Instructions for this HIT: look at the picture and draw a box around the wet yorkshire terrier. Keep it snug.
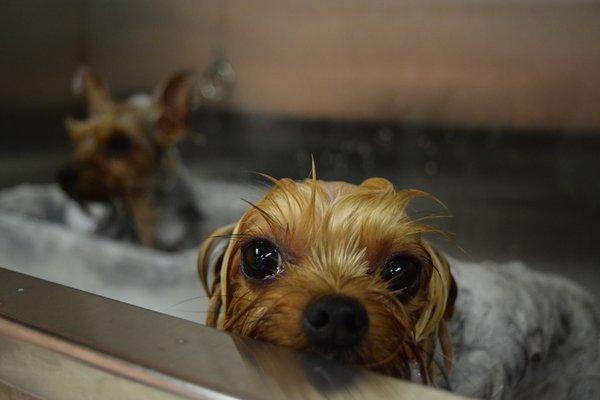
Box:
[57,67,202,251]
[198,167,456,384]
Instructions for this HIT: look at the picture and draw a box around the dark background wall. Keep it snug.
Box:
[0,1,85,110]
[2,0,600,129]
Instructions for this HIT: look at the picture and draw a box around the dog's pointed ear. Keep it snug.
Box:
[154,70,197,145]
[359,177,395,192]
[197,223,235,295]
[419,241,457,373]
[197,224,236,326]
[72,66,111,115]
[415,241,456,340]
[427,242,457,321]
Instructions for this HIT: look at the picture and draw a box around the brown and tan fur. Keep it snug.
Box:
[58,67,201,250]
[198,167,456,383]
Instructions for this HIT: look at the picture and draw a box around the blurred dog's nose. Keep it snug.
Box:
[303,295,368,349]
[57,165,78,190]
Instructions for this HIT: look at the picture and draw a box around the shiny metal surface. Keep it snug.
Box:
[0,381,41,400]
[0,267,467,400]
[0,325,187,400]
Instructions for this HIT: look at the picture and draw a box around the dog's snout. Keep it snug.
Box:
[57,165,79,190]
[303,295,368,349]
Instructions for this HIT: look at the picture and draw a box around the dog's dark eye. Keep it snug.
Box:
[105,132,133,155]
[241,239,282,281]
[381,254,421,299]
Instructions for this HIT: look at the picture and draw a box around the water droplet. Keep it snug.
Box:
[378,128,393,143]
[199,55,235,102]
[425,161,438,176]
[357,142,372,157]
[16,288,24,293]
[177,338,188,345]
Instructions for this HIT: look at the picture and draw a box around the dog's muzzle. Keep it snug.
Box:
[303,295,369,350]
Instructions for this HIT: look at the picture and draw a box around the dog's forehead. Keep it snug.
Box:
[103,100,156,131]
[70,102,156,141]
[242,179,355,225]
[240,178,418,256]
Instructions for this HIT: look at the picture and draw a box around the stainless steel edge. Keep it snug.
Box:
[0,267,468,399]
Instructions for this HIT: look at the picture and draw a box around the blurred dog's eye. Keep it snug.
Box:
[241,239,282,281]
[105,132,133,155]
[381,254,421,299]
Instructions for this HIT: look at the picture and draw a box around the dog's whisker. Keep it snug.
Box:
[240,198,284,233]
[208,233,251,240]
[166,293,256,310]
[166,295,211,309]
[172,310,209,314]
[224,296,263,331]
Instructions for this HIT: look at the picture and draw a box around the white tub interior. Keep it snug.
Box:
[0,180,261,323]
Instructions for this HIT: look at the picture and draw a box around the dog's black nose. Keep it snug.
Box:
[303,295,368,349]
[57,165,78,190]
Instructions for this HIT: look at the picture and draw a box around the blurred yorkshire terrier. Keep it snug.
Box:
[198,166,456,383]
[57,67,202,251]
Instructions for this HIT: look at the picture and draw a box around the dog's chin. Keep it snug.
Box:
[300,342,413,378]
[307,345,361,364]
[60,178,116,205]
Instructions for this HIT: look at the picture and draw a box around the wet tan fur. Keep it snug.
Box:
[198,168,454,382]
[62,67,193,247]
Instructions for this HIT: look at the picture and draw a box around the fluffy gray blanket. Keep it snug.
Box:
[448,258,600,399]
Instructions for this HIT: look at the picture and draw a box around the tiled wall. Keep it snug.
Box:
[2,0,600,130]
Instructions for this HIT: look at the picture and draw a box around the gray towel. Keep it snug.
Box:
[447,259,600,399]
